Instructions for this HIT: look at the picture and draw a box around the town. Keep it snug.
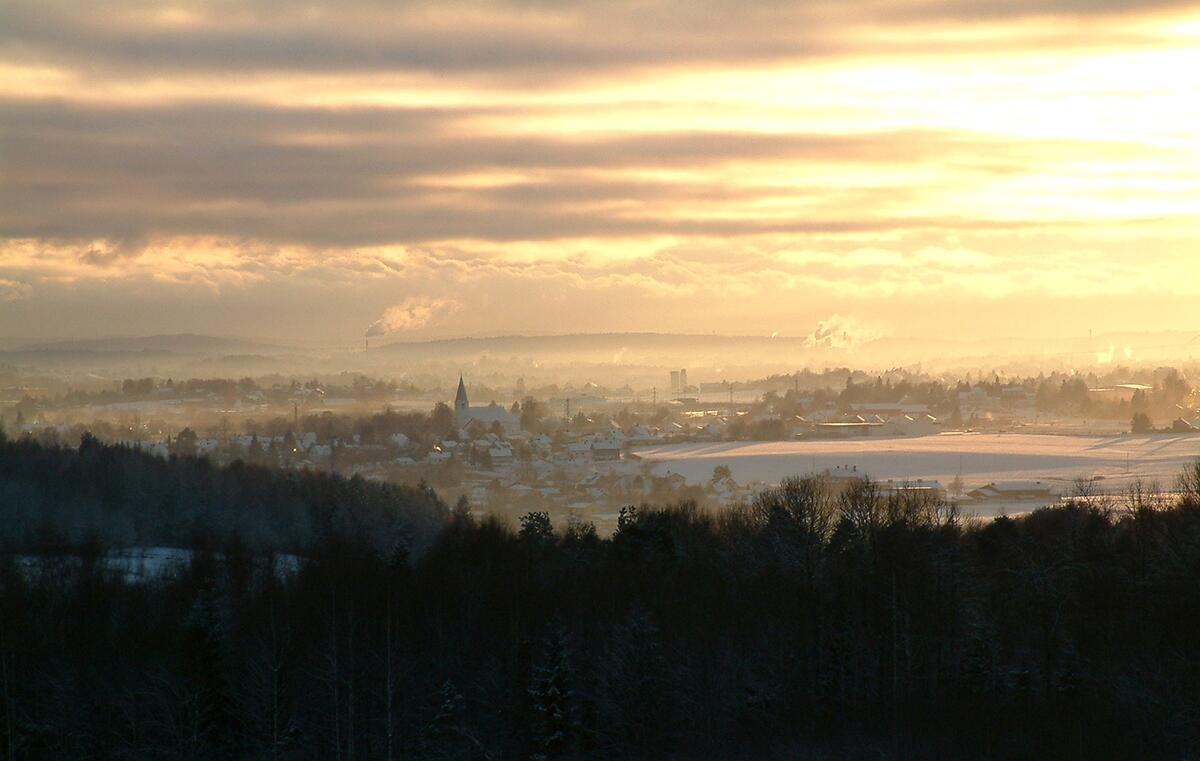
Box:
[7,363,1199,532]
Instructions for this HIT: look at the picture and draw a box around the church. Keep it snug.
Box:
[455,375,520,433]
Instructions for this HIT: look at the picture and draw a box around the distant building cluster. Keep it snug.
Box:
[670,368,689,395]
[797,402,942,439]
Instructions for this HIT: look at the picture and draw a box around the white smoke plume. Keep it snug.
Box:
[1096,345,1135,364]
[803,314,881,350]
[366,297,461,337]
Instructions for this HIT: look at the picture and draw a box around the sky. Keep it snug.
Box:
[1,0,1198,348]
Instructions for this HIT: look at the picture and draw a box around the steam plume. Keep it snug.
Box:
[366,297,461,337]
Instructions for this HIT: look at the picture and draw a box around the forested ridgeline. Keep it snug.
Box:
[4,438,1200,759]
[0,434,448,555]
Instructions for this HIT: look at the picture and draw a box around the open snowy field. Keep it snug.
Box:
[635,433,1200,496]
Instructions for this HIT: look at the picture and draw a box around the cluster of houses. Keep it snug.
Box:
[86,377,1022,502]
[820,464,1061,508]
[43,373,1196,532]
[90,378,756,526]
[797,403,943,439]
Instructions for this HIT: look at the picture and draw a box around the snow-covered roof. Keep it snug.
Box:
[461,405,518,425]
[979,480,1053,492]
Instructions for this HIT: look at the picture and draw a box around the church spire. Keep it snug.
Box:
[455,374,469,408]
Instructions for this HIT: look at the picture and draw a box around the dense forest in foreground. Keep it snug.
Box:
[3,437,1200,759]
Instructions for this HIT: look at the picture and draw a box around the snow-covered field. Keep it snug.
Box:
[635,432,1200,495]
[17,547,302,584]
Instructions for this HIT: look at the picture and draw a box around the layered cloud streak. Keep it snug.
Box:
[1,0,1198,342]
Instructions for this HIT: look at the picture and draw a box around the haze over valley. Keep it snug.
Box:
[3,0,1200,758]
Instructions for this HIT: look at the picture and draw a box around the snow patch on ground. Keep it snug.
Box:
[635,432,1200,517]
[16,547,303,584]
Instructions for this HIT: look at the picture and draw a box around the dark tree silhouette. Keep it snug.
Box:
[4,436,1200,759]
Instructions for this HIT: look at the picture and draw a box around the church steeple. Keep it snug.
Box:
[455,374,469,414]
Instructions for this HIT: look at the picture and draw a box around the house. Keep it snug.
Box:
[590,432,624,461]
[805,408,841,423]
[1088,383,1153,404]
[967,481,1058,501]
[880,479,947,499]
[879,414,941,437]
[625,425,659,445]
[566,441,593,459]
[905,414,941,436]
[663,472,688,488]
[850,403,933,419]
[470,434,514,467]
[811,420,881,438]
[821,464,867,486]
[488,444,514,466]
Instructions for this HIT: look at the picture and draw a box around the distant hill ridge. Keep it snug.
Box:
[374,332,834,354]
[18,333,289,355]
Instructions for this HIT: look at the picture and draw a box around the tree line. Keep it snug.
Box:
[0,433,447,555]
[3,434,1200,758]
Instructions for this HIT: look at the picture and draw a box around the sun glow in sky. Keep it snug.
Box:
[1,0,1198,345]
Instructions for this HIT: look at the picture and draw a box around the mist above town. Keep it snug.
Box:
[3,327,1199,390]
